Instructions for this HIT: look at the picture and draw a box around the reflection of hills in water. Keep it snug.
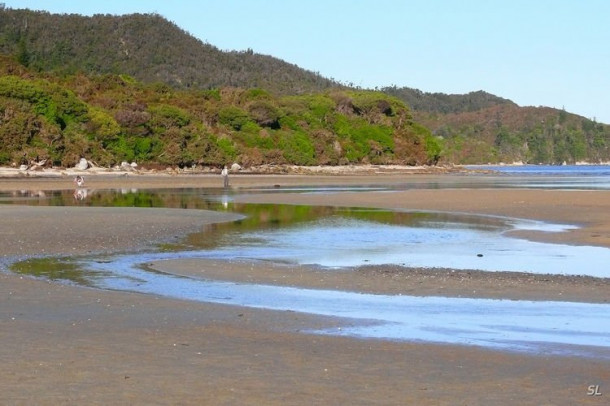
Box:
[6,186,610,357]
[190,213,608,277]
[2,187,609,276]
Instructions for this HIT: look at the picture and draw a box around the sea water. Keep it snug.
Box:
[3,169,610,356]
[32,250,608,358]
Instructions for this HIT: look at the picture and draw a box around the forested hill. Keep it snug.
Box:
[0,8,335,94]
[1,7,609,165]
[0,53,442,168]
[381,88,516,114]
[381,87,610,164]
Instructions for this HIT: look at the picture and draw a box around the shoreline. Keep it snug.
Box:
[2,173,609,405]
[2,173,610,303]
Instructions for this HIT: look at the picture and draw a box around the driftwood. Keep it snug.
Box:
[19,159,48,171]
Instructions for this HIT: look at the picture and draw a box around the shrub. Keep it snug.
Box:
[86,107,121,142]
[148,104,191,129]
[218,106,251,130]
[216,136,237,161]
[280,131,315,165]
[247,100,281,128]
[0,75,88,129]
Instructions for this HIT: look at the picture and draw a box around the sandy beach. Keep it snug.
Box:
[1,171,609,405]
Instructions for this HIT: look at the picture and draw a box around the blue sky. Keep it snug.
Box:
[5,0,610,123]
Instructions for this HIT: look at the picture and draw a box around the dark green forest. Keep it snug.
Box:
[1,7,609,166]
[381,88,516,114]
[385,87,610,164]
[0,8,334,94]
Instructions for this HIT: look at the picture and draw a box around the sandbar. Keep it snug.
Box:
[1,172,609,405]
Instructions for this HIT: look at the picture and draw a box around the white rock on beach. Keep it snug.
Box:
[119,161,138,171]
[75,158,89,170]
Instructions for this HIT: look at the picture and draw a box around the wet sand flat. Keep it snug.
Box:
[1,173,609,405]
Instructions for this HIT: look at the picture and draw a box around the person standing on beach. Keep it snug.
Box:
[74,175,85,187]
[221,165,229,188]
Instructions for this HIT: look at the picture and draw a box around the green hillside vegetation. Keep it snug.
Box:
[1,7,609,165]
[0,55,441,168]
[382,87,517,114]
[412,104,610,164]
[0,8,334,94]
[384,87,610,164]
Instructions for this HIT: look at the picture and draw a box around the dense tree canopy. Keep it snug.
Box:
[0,56,440,167]
[0,9,335,95]
[1,7,608,165]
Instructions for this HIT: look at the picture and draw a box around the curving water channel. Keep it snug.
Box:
[4,185,610,358]
[23,249,604,359]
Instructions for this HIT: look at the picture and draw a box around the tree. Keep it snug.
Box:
[16,36,29,67]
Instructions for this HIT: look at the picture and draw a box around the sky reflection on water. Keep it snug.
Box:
[66,251,610,359]
[19,209,607,358]
[4,169,610,357]
[185,214,608,277]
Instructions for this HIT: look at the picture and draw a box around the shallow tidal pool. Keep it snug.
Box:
[5,187,610,357]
